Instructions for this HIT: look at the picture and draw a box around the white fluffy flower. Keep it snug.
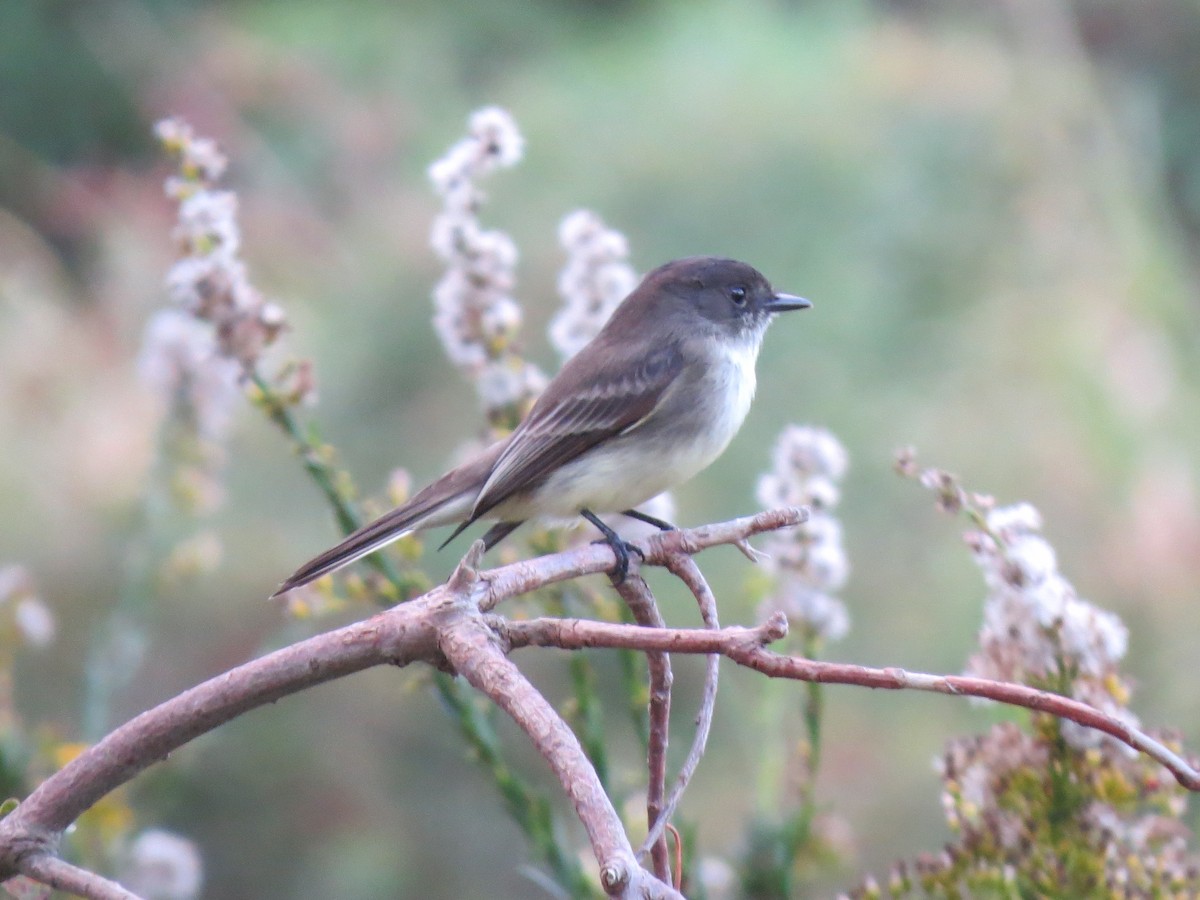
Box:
[966,497,1132,690]
[0,566,55,648]
[119,830,203,900]
[758,426,851,642]
[986,502,1042,539]
[137,309,241,441]
[426,107,545,416]
[550,209,637,360]
[14,598,55,648]
[771,425,849,482]
[175,190,240,258]
[475,359,546,412]
[468,106,525,168]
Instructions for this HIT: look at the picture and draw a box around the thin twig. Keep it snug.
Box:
[635,554,721,862]
[20,855,140,900]
[612,574,673,881]
[501,613,1200,792]
[478,507,806,611]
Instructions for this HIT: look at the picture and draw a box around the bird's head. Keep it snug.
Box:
[630,256,810,342]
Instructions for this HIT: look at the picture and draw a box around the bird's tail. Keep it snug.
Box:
[271,439,507,598]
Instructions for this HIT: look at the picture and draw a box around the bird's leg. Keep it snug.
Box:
[480,521,523,550]
[581,509,644,584]
[621,508,676,531]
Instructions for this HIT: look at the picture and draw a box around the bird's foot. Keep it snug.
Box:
[581,509,644,584]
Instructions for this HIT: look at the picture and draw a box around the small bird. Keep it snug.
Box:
[272,256,809,597]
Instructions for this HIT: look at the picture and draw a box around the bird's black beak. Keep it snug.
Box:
[764,292,811,312]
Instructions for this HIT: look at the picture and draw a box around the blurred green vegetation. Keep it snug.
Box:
[2,0,1200,897]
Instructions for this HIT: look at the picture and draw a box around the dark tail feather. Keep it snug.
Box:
[270,437,510,599]
[270,499,447,598]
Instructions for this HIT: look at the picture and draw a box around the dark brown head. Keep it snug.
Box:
[610,256,810,342]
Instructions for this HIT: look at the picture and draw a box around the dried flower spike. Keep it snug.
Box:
[427,107,545,428]
[757,425,851,642]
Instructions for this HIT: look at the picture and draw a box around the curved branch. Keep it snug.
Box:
[637,554,721,861]
[501,613,1200,792]
[439,612,683,899]
[20,855,139,900]
[1,512,799,896]
[0,588,450,872]
[611,574,673,881]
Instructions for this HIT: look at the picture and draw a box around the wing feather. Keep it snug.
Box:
[469,341,684,521]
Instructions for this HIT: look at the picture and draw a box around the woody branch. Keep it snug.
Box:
[4,504,1199,900]
[0,510,796,899]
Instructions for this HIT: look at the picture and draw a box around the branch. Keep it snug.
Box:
[0,588,449,864]
[2,513,796,895]
[611,574,673,881]
[477,507,805,611]
[639,554,721,861]
[501,613,1200,791]
[439,614,678,898]
[8,504,1196,900]
[19,855,139,900]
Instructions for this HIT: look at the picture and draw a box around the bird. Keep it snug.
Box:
[272,256,809,597]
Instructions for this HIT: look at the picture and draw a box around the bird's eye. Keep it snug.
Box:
[730,286,748,307]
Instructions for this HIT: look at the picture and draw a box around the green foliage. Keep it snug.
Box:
[435,673,598,898]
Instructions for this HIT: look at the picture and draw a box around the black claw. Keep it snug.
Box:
[581,509,643,584]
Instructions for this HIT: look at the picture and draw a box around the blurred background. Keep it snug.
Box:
[2,0,1200,896]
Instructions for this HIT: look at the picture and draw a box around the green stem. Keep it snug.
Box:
[82,416,186,740]
[249,370,404,592]
[435,673,595,897]
[569,653,609,792]
[786,628,824,858]
[258,370,589,895]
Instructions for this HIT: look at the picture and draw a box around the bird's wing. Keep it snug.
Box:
[469,340,685,521]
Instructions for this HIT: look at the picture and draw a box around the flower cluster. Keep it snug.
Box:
[147,120,314,521]
[898,448,1133,746]
[155,117,288,371]
[138,310,241,447]
[913,718,1197,896]
[756,425,850,643]
[965,500,1133,748]
[878,450,1200,897]
[428,107,545,430]
[548,209,638,360]
[118,829,203,900]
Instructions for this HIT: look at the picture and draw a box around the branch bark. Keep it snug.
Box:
[19,856,140,900]
[501,613,1200,791]
[7,505,1198,900]
[1,510,796,897]
[612,573,673,882]
[637,553,720,864]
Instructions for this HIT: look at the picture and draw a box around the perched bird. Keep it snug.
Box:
[272,256,809,596]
